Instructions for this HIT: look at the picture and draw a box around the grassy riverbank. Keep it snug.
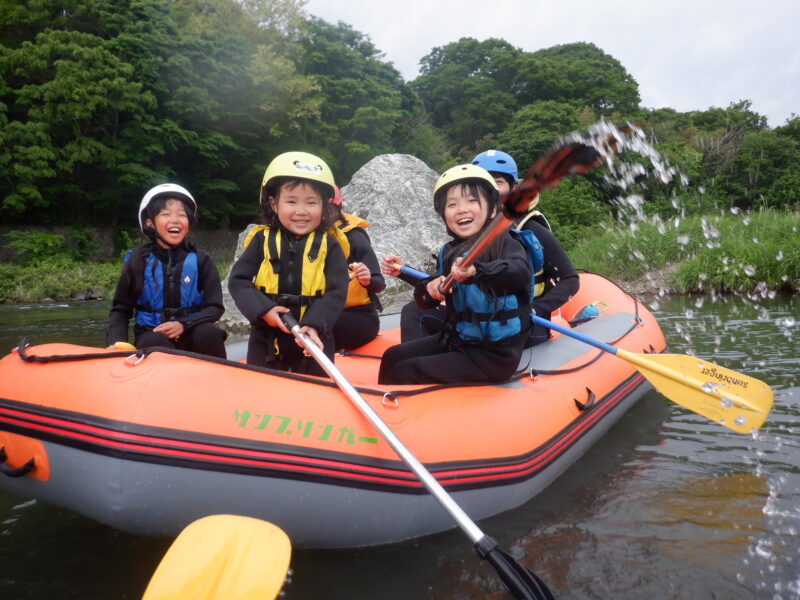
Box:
[568,210,800,295]
[0,259,232,303]
[1,211,797,303]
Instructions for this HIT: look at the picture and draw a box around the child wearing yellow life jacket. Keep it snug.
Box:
[228,152,348,375]
[329,186,386,350]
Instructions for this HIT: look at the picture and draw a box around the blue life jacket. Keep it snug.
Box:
[125,249,204,327]
[438,229,543,343]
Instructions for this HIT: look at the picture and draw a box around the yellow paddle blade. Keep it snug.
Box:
[142,515,292,600]
[617,349,774,434]
[114,341,137,351]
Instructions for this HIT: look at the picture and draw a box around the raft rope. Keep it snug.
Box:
[13,275,648,401]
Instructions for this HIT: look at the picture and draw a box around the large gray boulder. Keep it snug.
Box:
[219,153,446,334]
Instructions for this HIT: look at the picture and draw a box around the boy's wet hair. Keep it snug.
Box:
[260,177,336,231]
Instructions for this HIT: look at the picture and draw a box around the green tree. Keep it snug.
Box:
[0,0,316,227]
[413,38,524,151]
[496,101,581,168]
[723,130,800,208]
[518,43,640,115]
[297,18,420,180]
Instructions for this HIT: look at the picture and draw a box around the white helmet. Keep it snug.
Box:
[138,183,197,232]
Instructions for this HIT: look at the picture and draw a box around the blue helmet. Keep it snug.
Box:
[471,150,518,183]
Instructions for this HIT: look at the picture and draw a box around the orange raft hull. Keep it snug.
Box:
[0,274,665,548]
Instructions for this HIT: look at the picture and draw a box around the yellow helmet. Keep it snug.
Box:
[433,164,498,212]
[260,151,335,200]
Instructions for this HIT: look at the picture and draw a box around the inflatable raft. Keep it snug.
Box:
[0,273,665,548]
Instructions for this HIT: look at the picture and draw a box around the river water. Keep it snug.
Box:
[0,294,797,599]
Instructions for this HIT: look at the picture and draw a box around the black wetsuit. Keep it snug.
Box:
[379,231,531,385]
[106,242,227,358]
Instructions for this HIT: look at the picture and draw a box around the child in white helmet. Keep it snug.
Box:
[228,152,348,375]
[106,184,227,357]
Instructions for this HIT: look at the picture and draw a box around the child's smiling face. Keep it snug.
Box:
[443,184,492,239]
[270,181,323,236]
[146,199,190,248]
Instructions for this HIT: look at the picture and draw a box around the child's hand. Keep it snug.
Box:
[349,262,371,286]
[381,254,403,277]
[297,325,323,354]
[263,306,291,333]
[153,321,185,339]
[450,257,476,283]
[427,276,447,301]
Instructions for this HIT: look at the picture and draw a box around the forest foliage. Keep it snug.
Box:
[1,0,798,234]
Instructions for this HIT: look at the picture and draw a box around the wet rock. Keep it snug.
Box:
[219,153,446,333]
[68,288,105,301]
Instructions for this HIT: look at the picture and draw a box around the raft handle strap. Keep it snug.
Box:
[15,337,148,364]
[381,392,399,408]
[0,447,36,478]
[573,387,597,411]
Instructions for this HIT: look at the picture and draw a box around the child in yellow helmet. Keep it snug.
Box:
[228,152,348,375]
[378,164,533,385]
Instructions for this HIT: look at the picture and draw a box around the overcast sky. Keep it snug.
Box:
[303,0,798,128]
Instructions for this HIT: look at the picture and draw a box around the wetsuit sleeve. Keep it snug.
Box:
[412,276,442,309]
[301,234,348,335]
[398,271,424,286]
[179,250,225,330]
[526,221,580,316]
[346,228,386,294]
[470,234,531,290]
[106,264,135,345]
[227,230,278,324]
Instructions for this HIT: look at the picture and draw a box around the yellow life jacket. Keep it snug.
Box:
[516,210,550,299]
[336,213,373,309]
[243,225,329,319]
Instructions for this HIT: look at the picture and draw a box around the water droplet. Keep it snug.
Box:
[720,397,733,408]
[743,265,756,276]
[775,250,784,261]
[751,237,759,244]
[701,382,717,394]
[743,216,751,225]
[730,207,741,215]
[734,415,746,426]
[677,234,690,245]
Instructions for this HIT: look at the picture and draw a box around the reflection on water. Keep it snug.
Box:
[0,294,798,599]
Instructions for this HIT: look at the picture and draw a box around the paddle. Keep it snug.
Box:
[392,266,774,434]
[530,314,773,434]
[280,313,555,600]
[439,123,631,295]
[142,514,292,600]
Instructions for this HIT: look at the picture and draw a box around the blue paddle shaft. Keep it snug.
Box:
[532,313,619,356]
[399,265,429,280]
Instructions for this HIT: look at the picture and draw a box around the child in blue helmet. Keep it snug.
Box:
[378,165,532,385]
[106,184,227,357]
[472,149,579,346]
